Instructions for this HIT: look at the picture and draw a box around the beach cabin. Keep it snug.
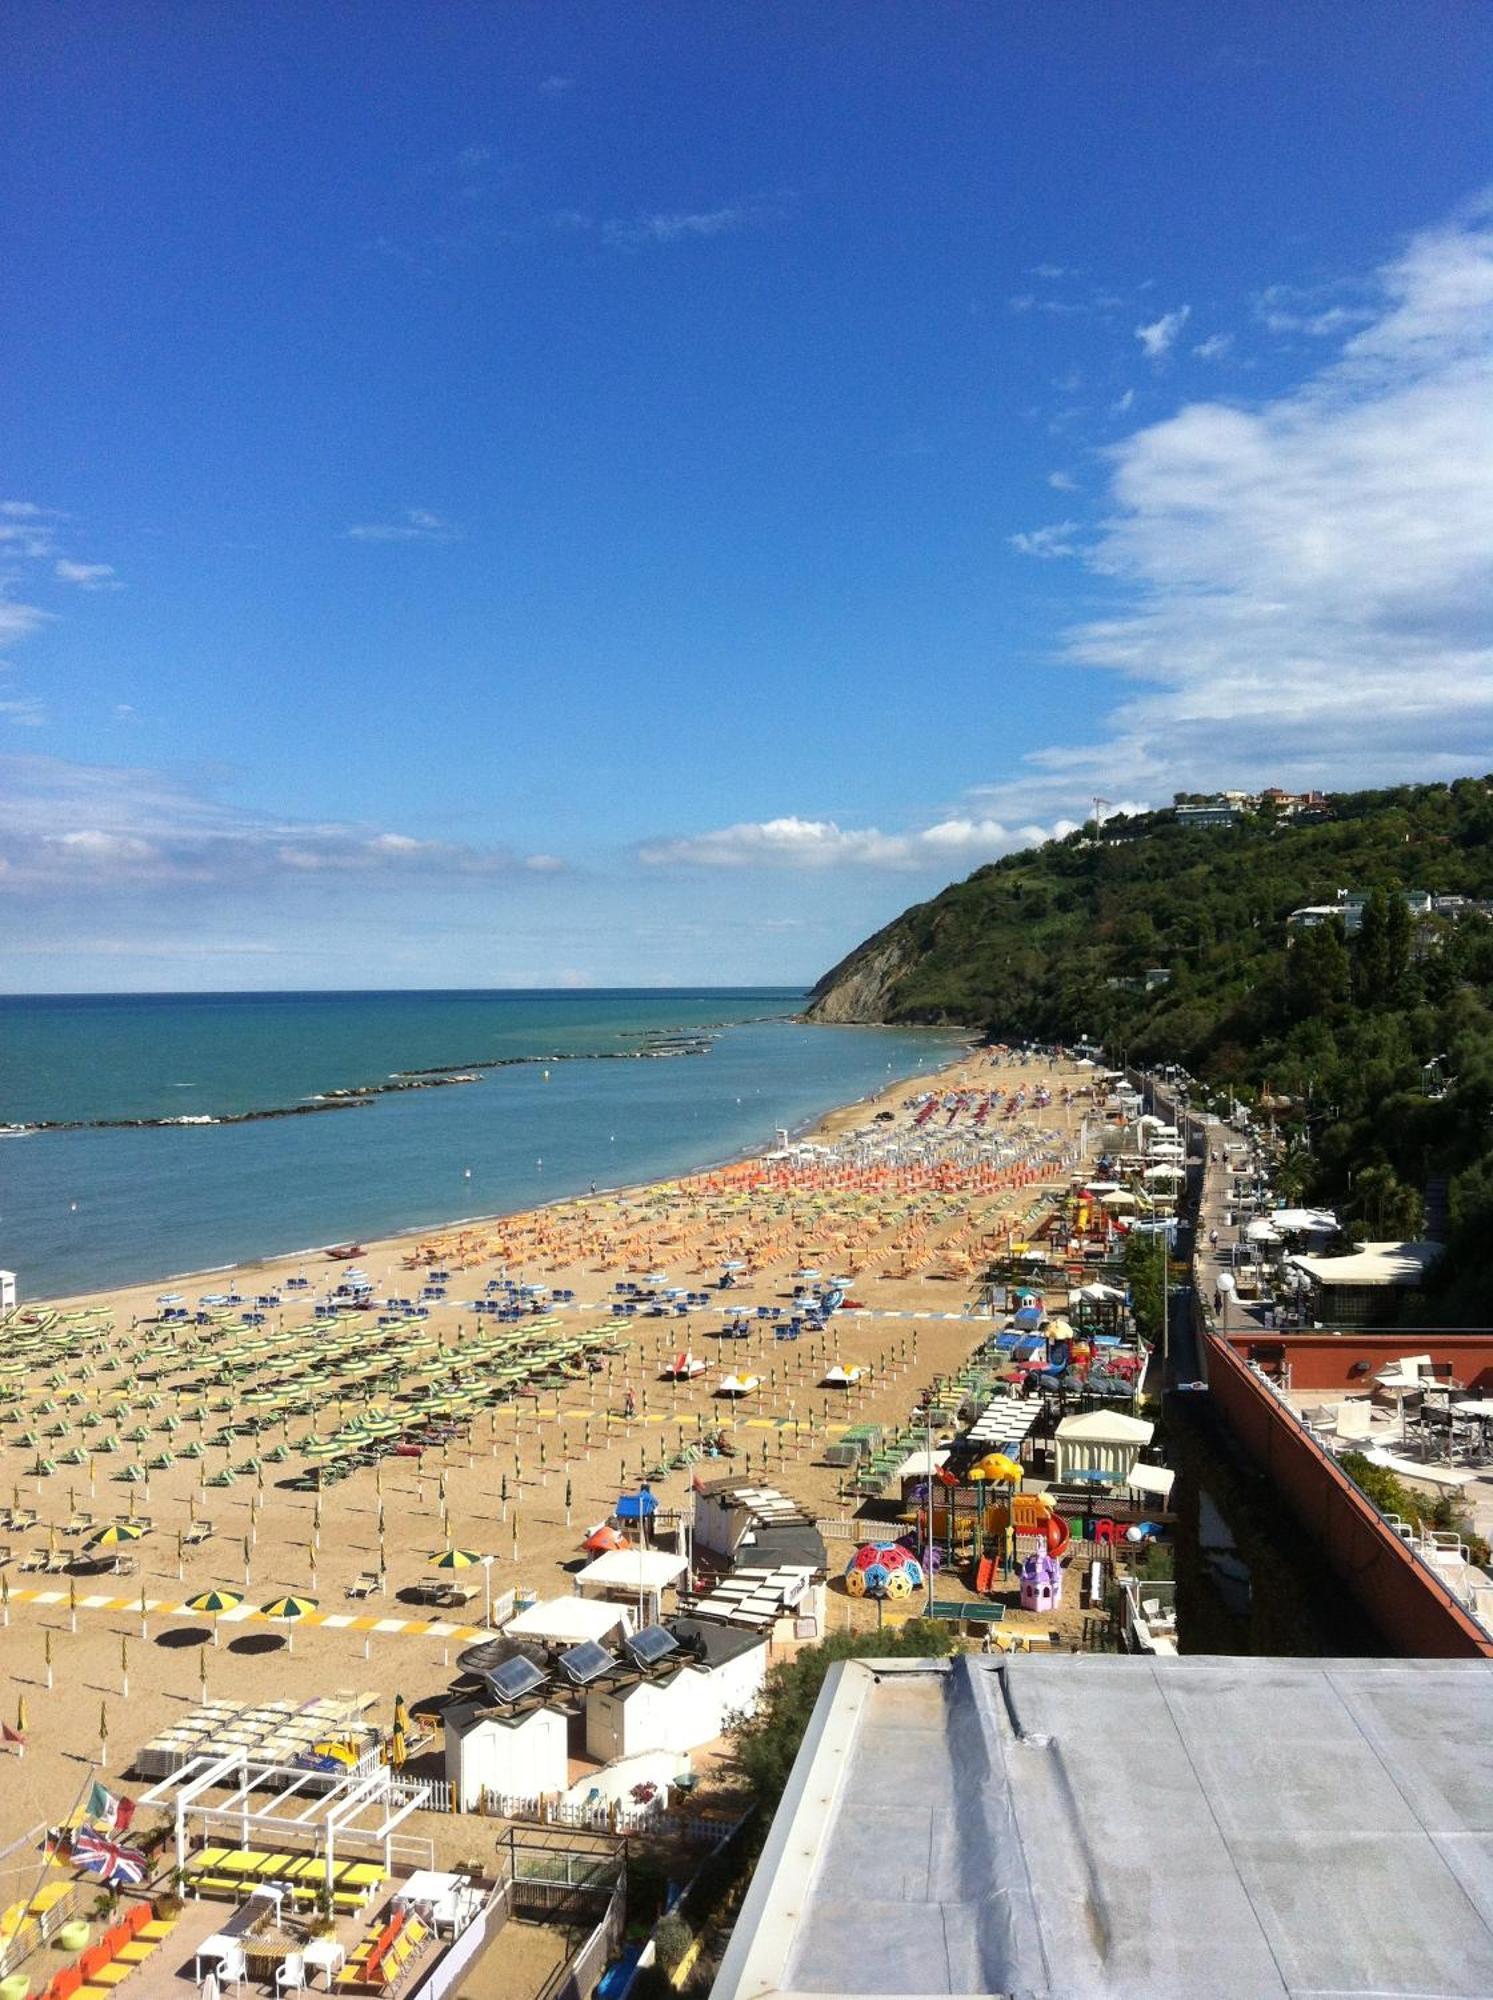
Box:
[584,1621,768,1763]
[692,1478,827,1571]
[443,1699,567,1811]
[1054,1409,1155,1485]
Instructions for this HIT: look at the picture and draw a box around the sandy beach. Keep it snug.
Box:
[0,1043,1095,1856]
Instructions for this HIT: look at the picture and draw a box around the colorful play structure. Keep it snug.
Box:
[844,1541,927,1601]
[1019,1550,1064,1613]
[909,1451,1073,1603]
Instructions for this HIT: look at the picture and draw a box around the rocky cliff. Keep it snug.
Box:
[806,919,928,1022]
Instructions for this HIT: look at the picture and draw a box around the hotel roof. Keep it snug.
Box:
[710,1653,1493,2000]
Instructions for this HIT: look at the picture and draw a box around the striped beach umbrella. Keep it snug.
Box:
[429,1548,480,1570]
[88,1521,146,1549]
[186,1586,243,1645]
[260,1594,317,1653]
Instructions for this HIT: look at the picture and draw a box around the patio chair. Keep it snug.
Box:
[276,1954,307,1994]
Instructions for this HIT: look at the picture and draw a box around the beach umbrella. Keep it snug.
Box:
[88,1521,146,1549]
[186,1586,242,1644]
[310,1739,357,1767]
[260,1594,317,1653]
[429,1548,480,1570]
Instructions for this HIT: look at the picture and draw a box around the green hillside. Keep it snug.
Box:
[810,776,1493,1319]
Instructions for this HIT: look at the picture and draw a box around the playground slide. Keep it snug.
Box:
[975,1556,996,1594]
[1045,1513,1072,1560]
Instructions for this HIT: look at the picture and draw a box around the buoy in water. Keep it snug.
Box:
[463,1167,471,1179]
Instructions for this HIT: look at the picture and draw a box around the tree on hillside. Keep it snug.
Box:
[1285,920,1351,1021]
[1354,889,1392,1005]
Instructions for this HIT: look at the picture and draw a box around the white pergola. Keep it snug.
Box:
[138,1747,429,1889]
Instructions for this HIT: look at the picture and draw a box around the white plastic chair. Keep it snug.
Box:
[276,1953,307,1994]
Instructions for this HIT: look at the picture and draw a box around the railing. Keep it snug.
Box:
[410,1882,508,2000]
[483,1793,737,1843]
[533,1879,625,2000]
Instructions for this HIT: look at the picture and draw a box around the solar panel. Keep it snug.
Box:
[485,1656,547,1704]
[559,1641,614,1687]
[626,1624,680,1668]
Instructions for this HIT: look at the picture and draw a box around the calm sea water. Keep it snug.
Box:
[0,990,959,1300]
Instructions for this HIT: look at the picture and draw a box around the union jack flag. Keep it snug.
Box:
[72,1826,149,1887]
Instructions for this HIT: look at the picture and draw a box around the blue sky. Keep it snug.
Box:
[3,1,1491,991]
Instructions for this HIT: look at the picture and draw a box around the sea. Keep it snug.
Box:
[0,989,962,1301]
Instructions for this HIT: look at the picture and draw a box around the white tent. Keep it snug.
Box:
[506,1595,632,1647]
[576,1549,689,1597]
[1125,1462,1177,1503]
[1055,1409,1155,1483]
[1268,1208,1339,1235]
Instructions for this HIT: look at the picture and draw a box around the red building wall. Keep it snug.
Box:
[1203,1330,1493,1659]
[1222,1329,1493,1394]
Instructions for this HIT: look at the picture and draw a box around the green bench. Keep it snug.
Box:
[929,1599,1007,1625]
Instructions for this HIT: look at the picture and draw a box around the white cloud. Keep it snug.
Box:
[966,192,1493,824]
[1253,283,1375,338]
[55,558,121,589]
[538,75,574,94]
[638,814,1033,872]
[345,508,457,543]
[1047,470,1079,492]
[1110,388,1135,416]
[1009,520,1081,560]
[1135,305,1190,360]
[604,206,746,247]
[0,754,568,893]
[1192,332,1234,360]
[0,697,45,727]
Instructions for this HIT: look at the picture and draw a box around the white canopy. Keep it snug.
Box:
[893,1448,950,1485]
[1268,1208,1340,1235]
[506,1596,632,1645]
[576,1548,689,1594]
[1125,1463,1177,1501]
[1072,1281,1125,1302]
[1290,1241,1443,1289]
[1055,1410,1155,1446]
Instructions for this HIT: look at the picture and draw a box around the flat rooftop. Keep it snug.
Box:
[711,1653,1493,1999]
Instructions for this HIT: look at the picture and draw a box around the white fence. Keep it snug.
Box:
[482,1792,737,1844]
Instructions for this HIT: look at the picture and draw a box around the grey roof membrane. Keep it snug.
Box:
[710,1653,1493,2000]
